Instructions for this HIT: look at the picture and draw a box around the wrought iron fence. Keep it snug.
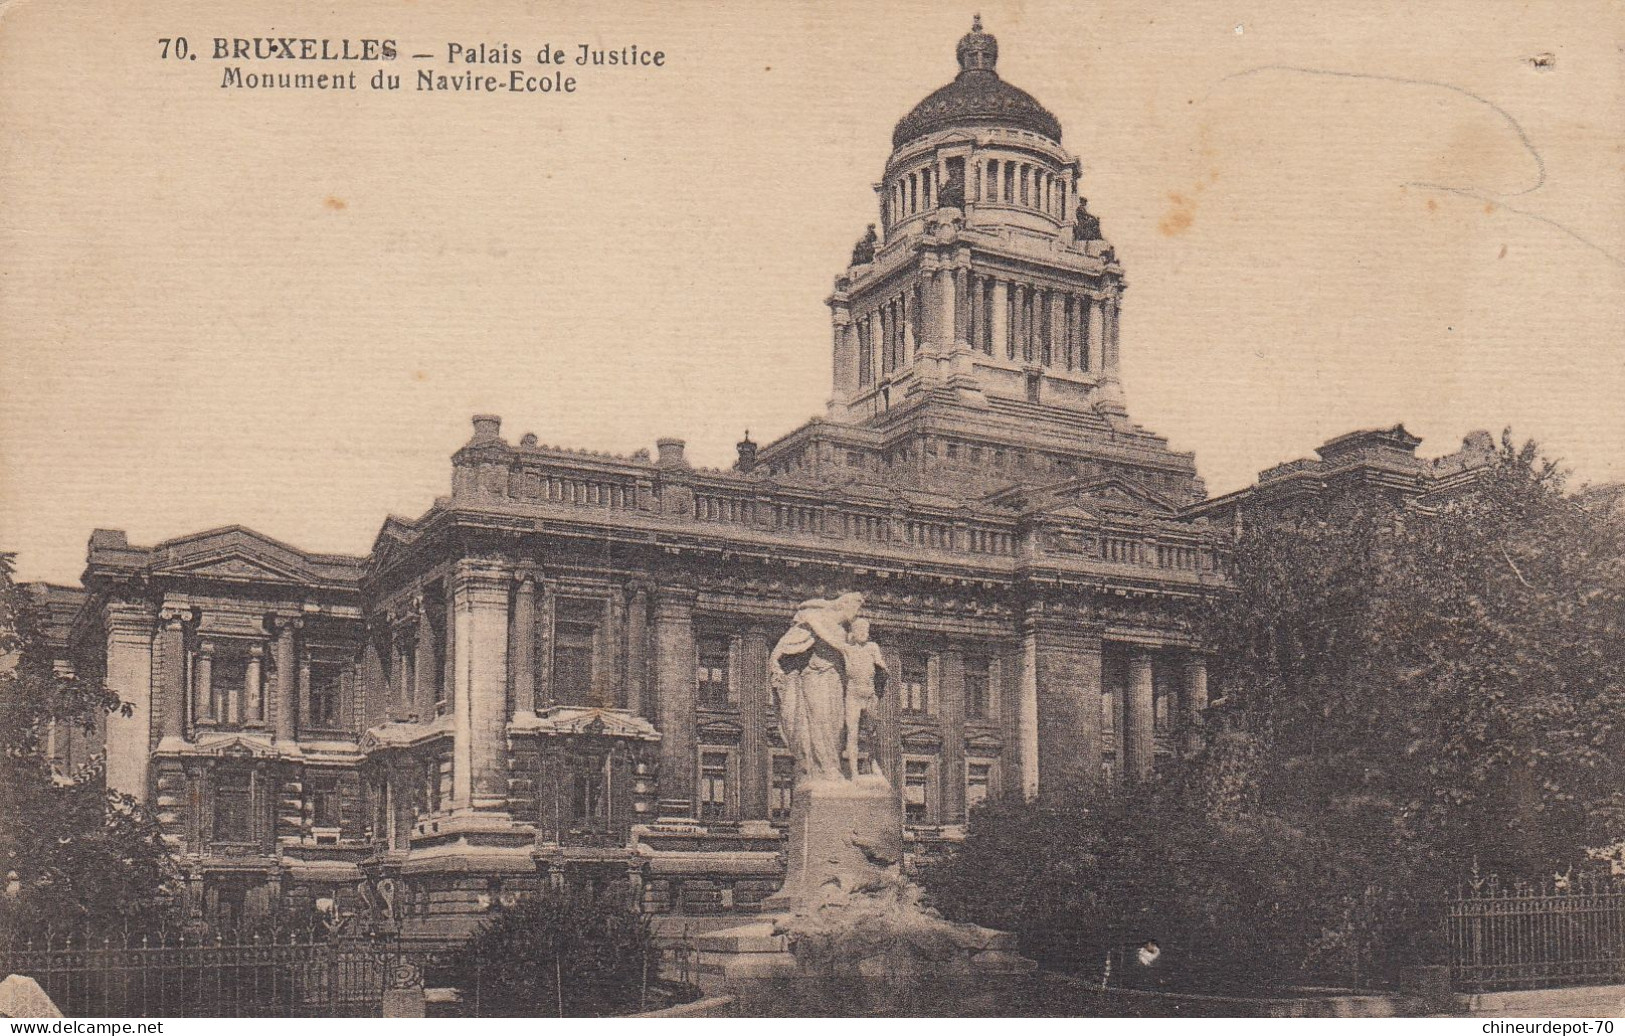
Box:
[0,930,423,1017]
[1447,872,1625,991]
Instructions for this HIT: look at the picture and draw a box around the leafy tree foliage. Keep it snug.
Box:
[0,553,178,938]
[924,435,1625,986]
[1209,434,1625,880]
[439,884,656,1016]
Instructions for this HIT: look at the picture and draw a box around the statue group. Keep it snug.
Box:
[769,592,889,785]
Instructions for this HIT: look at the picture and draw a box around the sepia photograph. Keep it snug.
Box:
[1,0,1622,1022]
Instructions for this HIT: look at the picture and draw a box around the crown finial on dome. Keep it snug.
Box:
[956,14,998,74]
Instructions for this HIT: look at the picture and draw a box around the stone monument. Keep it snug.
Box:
[693,594,1034,1004]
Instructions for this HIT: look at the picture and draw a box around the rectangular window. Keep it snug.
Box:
[214,772,254,843]
[213,651,248,726]
[699,751,729,821]
[966,761,994,811]
[553,622,595,707]
[571,756,607,828]
[901,653,929,715]
[308,661,343,729]
[310,777,341,828]
[770,755,795,823]
[696,636,731,709]
[964,656,992,721]
[903,759,932,824]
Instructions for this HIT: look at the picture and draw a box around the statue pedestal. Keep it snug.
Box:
[767,772,901,913]
[693,772,1034,1006]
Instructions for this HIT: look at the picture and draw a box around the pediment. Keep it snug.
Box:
[698,718,744,744]
[900,727,944,752]
[997,475,1181,518]
[522,706,661,741]
[152,527,314,584]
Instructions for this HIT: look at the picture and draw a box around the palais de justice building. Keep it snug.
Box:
[34,22,1491,933]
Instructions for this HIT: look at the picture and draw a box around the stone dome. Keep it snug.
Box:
[891,17,1062,149]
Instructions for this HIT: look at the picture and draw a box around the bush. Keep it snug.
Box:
[438,884,656,1016]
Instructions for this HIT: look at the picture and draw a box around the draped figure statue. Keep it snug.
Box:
[769,592,888,783]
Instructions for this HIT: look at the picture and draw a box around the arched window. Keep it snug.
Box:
[1003,163,1014,203]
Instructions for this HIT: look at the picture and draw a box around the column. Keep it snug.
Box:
[1105,298,1121,371]
[1087,297,1105,373]
[1124,650,1155,782]
[195,640,215,725]
[1014,284,1030,362]
[1017,631,1039,799]
[878,643,903,788]
[274,619,298,741]
[511,570,537,715]
[991,279,1009,359]
[878,305,892,374]
[954,267,970,346]
[413,600,436,718]
[103,602,155,801]
[831,315,854,403]
[451,559,512,811]
[244,645,263,724]
[1181,657,1209,755]
[938,269,956,350]
[968,275,983,353]
[625,582,649,717]
[155,610,187,742]
[536,582,555,708]
[1030,622,1104,803]
[653,587,697,817]
[739,628,771,819]
[940,649,967,822]
[1049,291,1066,368]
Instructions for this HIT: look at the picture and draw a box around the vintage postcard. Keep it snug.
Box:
[1,0,1621,1022]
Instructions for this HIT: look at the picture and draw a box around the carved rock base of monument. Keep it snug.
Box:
[697,771,1034,1007]
[767,772,902,913]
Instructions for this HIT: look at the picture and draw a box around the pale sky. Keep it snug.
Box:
[2,0,1621,584]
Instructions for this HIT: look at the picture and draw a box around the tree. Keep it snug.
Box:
[1207,434,1625,880]
[0,553,178,938]
[439,884,657,1016]
[923,435,1625,985]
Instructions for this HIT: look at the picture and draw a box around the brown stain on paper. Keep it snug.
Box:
[324,196,347,211]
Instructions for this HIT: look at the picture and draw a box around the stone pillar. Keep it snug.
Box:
[413,602,436,719]
[451,559,511,811]
[155,610,187,742]
[1049,291,1066,368]
[625,582,649,717]
[511,569,537,715]
[954,267,970,346]
[991,279,1009,359]
[739,628,771,820]
[1014,284,1030,362]
[1028,620,1103,803]
[103,602,155,801]
[1181,656,1209,755]
[939,269,957,350]
[940,649,967,822]
[1105,297,1121,371]
[244,645,264,724]
[195,640,215,725]
[831,315,854,403]
[536,581,555,708]
[1017,632,1040,799]
[877,643,903,788]
[653,587,697,817]
[1087,297,1105,373]
[1124,650,1155,782]
[274,619,298,741]
[966,275,981,353]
